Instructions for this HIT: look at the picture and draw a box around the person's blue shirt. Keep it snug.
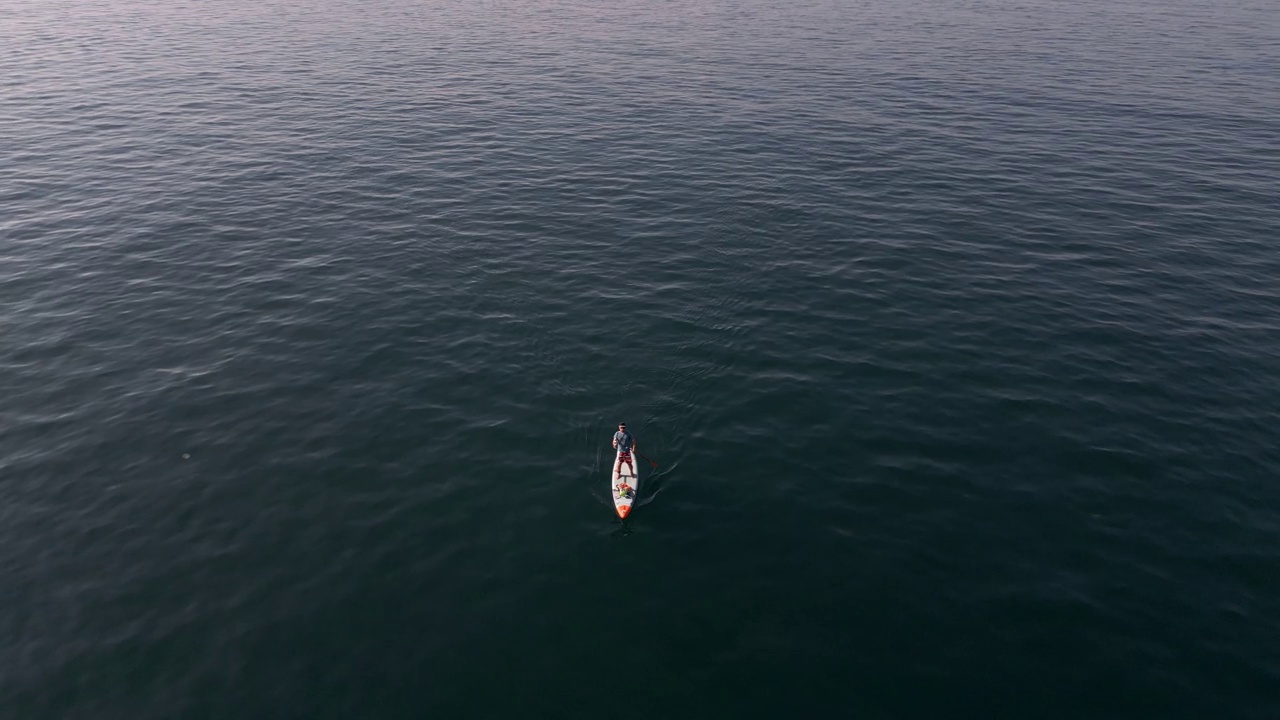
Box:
[613,430,634,452]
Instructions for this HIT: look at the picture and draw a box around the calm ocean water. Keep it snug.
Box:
[3,0,1279,717]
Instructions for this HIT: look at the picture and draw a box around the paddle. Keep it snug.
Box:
[636,452,659,468]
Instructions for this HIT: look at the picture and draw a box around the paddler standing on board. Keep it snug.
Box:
[613,422,636,479]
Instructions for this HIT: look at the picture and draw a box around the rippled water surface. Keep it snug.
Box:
[3,0,1279,717]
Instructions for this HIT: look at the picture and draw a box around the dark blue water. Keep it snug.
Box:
[3,0,1279,717]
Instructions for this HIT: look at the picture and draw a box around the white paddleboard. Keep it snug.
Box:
[611,450,639,519]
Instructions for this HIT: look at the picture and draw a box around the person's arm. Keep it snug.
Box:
[612,433,618,449]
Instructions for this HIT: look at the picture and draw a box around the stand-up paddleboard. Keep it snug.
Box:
[612,450,639,519]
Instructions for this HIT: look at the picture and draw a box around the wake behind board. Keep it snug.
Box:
[611,450,639,519]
